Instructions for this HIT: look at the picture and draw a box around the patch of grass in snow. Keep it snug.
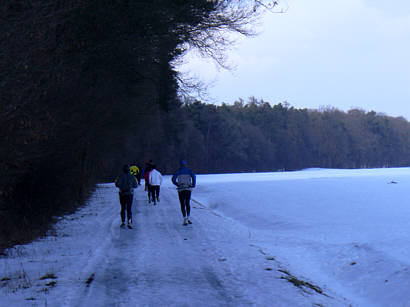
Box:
[39,273,57,280]
[278,269,325,296]
[39,287,50,293]
[45,280,56,287]
[2,265,32,293]
[46,228,58,237]
[1,277,10,289]
[7,246,28,257]
[16,263,32,290]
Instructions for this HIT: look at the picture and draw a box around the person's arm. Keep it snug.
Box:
[115,176,124,192]
[132,175,138,188]
[171,171,178,186]
[191,170,196,187]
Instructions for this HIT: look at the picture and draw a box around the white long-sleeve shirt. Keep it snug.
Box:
[149,169,163,186]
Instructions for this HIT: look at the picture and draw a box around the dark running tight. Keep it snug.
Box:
[151,185,160,200]
[119,194,133,223]
[178,190,191,217]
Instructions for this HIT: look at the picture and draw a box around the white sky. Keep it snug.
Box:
[180,0,410,120]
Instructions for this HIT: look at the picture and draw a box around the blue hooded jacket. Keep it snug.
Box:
[172,164,196,191]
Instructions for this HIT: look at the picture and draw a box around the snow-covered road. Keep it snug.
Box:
[68,187,258,307]
[1,180,339,306]
[58,184,332,307]
[3,168,410,306]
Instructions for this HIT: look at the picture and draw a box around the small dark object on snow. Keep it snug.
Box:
[86,273,95,287]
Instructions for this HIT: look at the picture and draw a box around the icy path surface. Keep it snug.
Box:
[1,178,347,307]
[3,168,410,306]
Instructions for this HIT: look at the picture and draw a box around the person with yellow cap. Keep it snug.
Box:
[129,164,140,184]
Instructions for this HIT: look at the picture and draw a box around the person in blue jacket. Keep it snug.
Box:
[172,160,196,225]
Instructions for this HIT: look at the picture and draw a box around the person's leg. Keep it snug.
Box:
[126,195,133,224]
[151,185,157,204]
[147,184,152,202]
[119,194,126,225]
[154,186,158,200]
[151,186,156,201]
[184,190,192,223]
[156,186,160,201]
[178,191,186,217]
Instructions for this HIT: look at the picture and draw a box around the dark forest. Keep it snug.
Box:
[111,98,410,177]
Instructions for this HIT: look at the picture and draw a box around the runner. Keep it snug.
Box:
[129,164,140,184]
[115,164,138,228]
[172,160,196,225]
[143,162,153,203]
[149,165,163,205]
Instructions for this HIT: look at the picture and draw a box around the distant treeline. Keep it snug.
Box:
[109,98,410,176]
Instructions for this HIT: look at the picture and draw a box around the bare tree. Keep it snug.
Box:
[180,1,279,66]
[174,0,281,98]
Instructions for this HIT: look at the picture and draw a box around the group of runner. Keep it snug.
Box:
[115,160,196,227]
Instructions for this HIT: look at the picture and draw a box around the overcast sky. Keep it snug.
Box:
[180,0,410,120]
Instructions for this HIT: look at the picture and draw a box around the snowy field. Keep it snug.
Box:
[2,168,410,306]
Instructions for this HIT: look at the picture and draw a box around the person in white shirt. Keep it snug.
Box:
[149,165,163,205]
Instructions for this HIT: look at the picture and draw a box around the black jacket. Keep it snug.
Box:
[115,173,138,195]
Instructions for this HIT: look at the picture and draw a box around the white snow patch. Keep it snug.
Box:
[2,168,410,306]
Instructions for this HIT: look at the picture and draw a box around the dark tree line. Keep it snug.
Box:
[1,1,274,250]
[113,98,410,176]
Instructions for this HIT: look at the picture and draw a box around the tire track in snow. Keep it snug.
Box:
[159,190,256,306]
[61,184,133,307]
[71,187,249,306]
